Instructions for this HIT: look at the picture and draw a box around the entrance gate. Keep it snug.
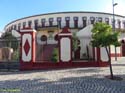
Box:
[19,27,109,70]
[36,34,58,62]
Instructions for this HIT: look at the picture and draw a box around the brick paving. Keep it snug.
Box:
[0,57,125,93]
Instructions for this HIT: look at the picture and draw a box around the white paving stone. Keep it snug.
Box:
[0,57,125,93]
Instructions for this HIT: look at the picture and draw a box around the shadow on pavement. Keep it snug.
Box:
[0,76,125,93]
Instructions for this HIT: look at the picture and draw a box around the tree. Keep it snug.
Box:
[1,32,19,51]
[72,32,79,52]
[72,32,79,59]
[91,22,121,79]
[1,32,20,61]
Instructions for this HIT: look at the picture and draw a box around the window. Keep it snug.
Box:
[123,21,125,29]
[48,31,54,40]
[90,17,95,24]
[65,17,70,21]
[18,23,21,30]
[49,18,53,22]
[41,19,46,22]
[74,17,78,28]
[34,19,38,29]
[14,25,17,30]
[57,17,62,28]
[74,17,78,21]
[57,17,61,21]
[23,22,26,29]
[82,17,87,20]
[11,25,13,30]
[49,18,53,26]
[82,17,87,27]
[98,17,102,22]
[9,27,11,32]
[118,20,121,29]
[105,18,109,24]
[57,21,61,28]
[65,17,70,28]
[28,21,32,28]
[41,19,46,27]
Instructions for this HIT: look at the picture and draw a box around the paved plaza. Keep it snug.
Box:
[0,57,125,93]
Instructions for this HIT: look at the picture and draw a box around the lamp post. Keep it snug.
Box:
[112,0,118,61]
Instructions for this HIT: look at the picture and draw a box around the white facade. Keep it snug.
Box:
[22,34,32,62]
[60,38,71,62]
[4,12,125,32]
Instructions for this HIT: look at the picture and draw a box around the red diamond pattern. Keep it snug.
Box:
[24,39,30,56]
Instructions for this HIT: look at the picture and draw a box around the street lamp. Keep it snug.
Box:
[112,0,118,61]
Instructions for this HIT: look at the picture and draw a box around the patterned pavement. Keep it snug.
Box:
[0,57,125,93]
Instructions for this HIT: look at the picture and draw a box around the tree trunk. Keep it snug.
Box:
[105,46,114,79]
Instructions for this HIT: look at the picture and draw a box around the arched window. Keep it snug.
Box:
[90,17,95,24]
[74,17,78,28]
[105,18,109,25]
[49,18,53,27]
[65,17,70,28]
[34,19,38,30]
[18,23,21,30]
[28,21,32,28]
[23,22,26,29]
[118,20,121,29]
[82,17,87,28]
[57,17,61,28]
[98,17,102,22]
[41,19,46,27]
[41,35,47,41]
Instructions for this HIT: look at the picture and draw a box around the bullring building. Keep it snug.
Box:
[4,11,125,34]
[4,11,125,62]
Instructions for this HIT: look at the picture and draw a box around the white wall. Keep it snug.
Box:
[60,37,71,62]
[78,37,93,59]
[110,45,121,54]
[0,32,3,37]
[5,12,125,31]
[100,47,109,61]
[22,34,32,62]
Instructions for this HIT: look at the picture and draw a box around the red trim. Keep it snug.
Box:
[122,44,125,56]
[93,47,95,61]
[20,61,109,70]
[58,27,72,63]
[110,53,122,57]
[96,47,101,66]
[20,32,33,63]
[20,29,36,70]
[96,47,100,61]
[32,31,36,62]
[60,27,71,33]
[58,36,61,63]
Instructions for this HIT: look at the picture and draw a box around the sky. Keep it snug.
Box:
[0,0,125,31]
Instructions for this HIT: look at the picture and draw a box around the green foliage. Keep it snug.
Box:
[91,22,121,47]
[72,32,79,51]
[51,48,59,62]
[12,50,20,61]
[2,32,19,51]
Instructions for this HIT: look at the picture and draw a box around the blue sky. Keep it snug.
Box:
[0,0,125,31]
